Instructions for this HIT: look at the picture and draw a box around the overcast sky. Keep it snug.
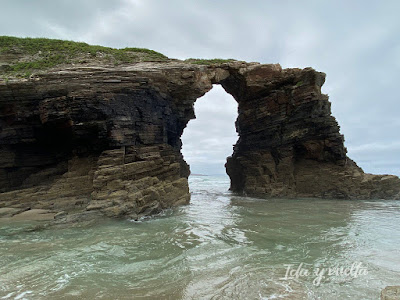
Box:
[1,0,399,175]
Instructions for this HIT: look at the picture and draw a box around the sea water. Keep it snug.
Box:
[0,175,399,299]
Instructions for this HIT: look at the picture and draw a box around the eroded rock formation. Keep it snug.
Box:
[0,61,399,220]
[222,64,400,199]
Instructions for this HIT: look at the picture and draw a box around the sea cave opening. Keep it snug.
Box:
[181,85,238,190]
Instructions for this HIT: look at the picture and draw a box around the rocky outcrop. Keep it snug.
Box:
[0,60,399,220]
[222,64,400,199]
[381,286,400,300]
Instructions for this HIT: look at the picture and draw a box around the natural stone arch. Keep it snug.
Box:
[0,61,399,220]
[143,61,400,201]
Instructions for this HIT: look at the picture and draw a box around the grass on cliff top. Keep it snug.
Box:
[0,36,169,77]
[0,36,236,79]
[184,58,235,65]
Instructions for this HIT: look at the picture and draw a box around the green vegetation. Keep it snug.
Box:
[0,36,237,79]
[184,58,235,65]
[0,36,169,77]
[295,80,304,87]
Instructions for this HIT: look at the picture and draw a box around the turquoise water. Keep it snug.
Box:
[1,175,400,299]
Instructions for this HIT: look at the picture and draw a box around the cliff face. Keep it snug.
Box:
[0,61,399,219]
[222,64,400,199]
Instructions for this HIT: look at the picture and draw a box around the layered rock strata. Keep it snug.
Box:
[0,61,399,219]
[222,65,400,199]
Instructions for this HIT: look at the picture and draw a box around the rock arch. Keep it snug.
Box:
[0,61,399,219]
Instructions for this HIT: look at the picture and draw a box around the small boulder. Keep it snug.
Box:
[382,286,400,300]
